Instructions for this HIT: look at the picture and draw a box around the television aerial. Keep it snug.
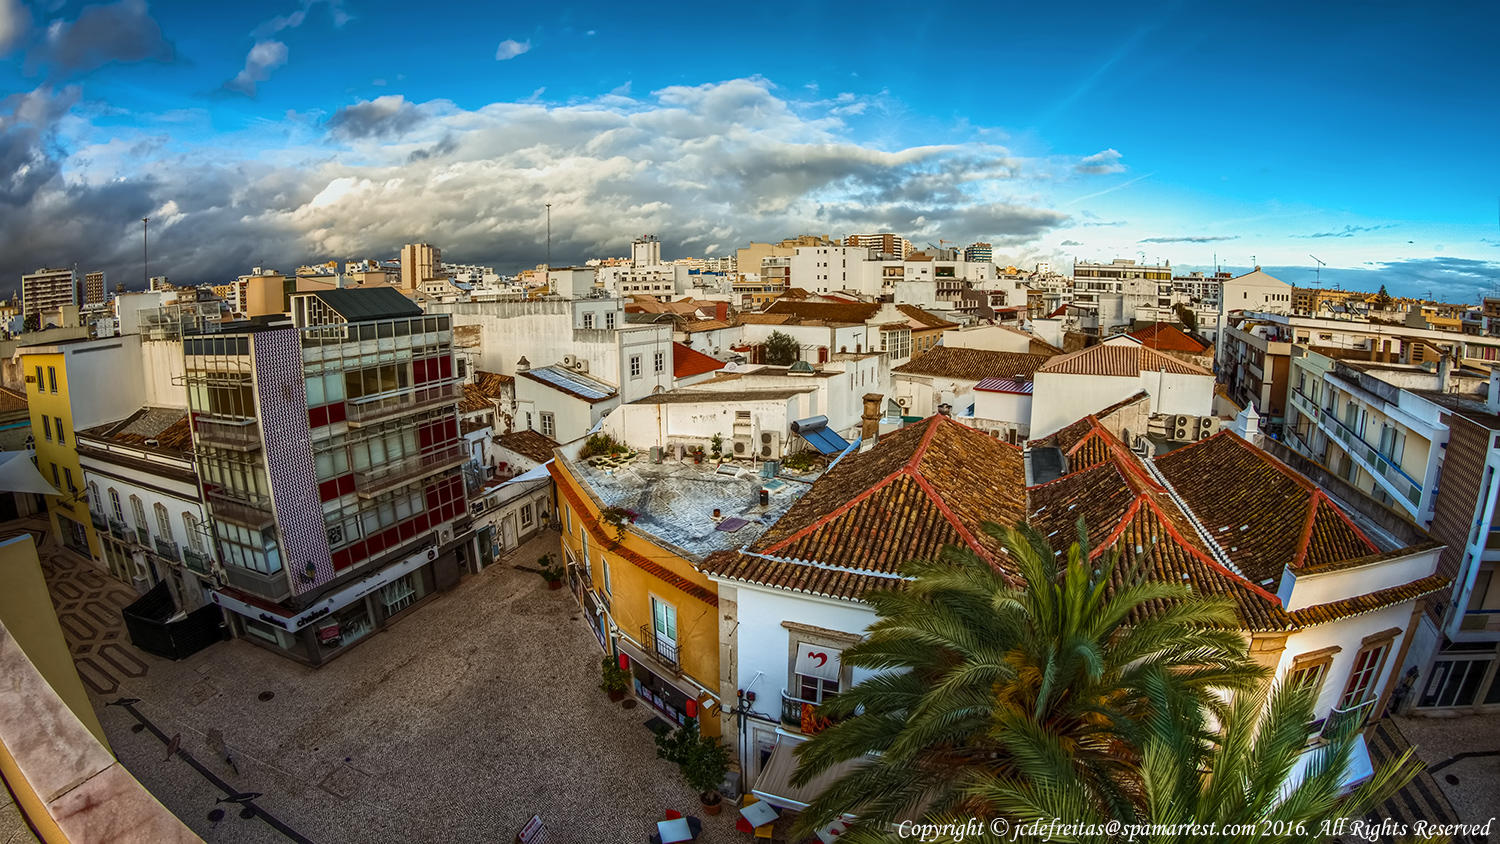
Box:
[1309,254,1326,286]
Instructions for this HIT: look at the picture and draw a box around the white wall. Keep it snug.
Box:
[1275,603,1414,720]
[973,390,1032,429]
[140,339,188,408]
[515,377,618,444]
[604,396,799,453]
[942,324,1032,353]
[1281,548,1441,611]
[61,336,147,429]
[1030,372,1140,438]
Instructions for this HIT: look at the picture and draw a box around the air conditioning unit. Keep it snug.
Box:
[1198,417,1220,439]
[439,528,452,546]
[327,524,344,546]
[732,436,751,456]
[759,432,782,459]
[574,359,589,372]
[1173,419,1193,442]
[562,354,578,368]
[896,396,912,409]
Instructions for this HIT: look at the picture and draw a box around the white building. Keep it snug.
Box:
[514,361,621,444]
[1029,339,1215,439]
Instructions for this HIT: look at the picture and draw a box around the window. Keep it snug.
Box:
[520,503,534,529]
[50,463,59,487]
[155,503,173,542]
[650,596,677,658]
[605,312,616,329]
[525,412,533,431]
[540,412,555,440]
[54,417,64,445]
[600,551,612,595]
[793,640,843,703]
[130,495,148,532]
[47,367,57,393]
[63,468,74,494]
[182,512,205,552]
[41,416,51,441]
[110,488,124,521]
[1339,631,1396,709]
[1287,646,1340,705]
[87,481,99,509]
[34,366,42,393]
[630,355,642,378]
[654,351,665,373]
[583,313,595,329]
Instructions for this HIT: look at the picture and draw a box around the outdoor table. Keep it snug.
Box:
[657,817,694,843]
[739,800,779,828]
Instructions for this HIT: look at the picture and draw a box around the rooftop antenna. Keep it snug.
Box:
[544,203,552,269]
[1308,254,1326,286]
[142,217,149,289]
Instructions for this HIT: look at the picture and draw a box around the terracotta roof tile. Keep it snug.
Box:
[681,319,733,332]
[672,342,726,379]
[0,386,27,414]
[892,346,1053,381]
[1038,343,1211,376]
[765,300,879,324]
[1153,432,1381,582]
[895,305,959,330]
[1286,574,1449,627]
[1129,323,1210,353]
[496,429,559,464]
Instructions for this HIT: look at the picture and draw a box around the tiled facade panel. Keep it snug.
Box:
[254,328,336,594]
[1426,414,1488,622]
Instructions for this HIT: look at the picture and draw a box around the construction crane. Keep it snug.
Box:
[1309,254,1326,286]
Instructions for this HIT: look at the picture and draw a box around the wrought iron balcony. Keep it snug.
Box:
[194,417,262,451]
[135,527,151,547]
[780,690,841,735]
[637,624,680,672]
[182,547,213,576]
[89,509,108,531]
[154,537,180,562]
[353,444,468,498]
[344,381,462,426]
[107,517,128,540]
[205,489,276,530]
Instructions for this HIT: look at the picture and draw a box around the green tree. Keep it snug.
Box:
[22,312,40,333]
[976,681,1420,843]
[1173,304,1198,333]
[1373,284,1393,310]
[789,521,1265,839]
[764,330,800,365]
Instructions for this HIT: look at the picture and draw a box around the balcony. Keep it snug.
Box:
[353,443,468,499]
[222,563,290,604]
[1291,388,1423,508]
[182,547,213,576]
[135,527,151,547]
[637,624,680,672]
[194,417,262,451]
[107,517,128,541]
[344,381,462,426]
[780,690,841,735]
[154,537,180,562]
[205,490,276,530]
[89,509,108,531]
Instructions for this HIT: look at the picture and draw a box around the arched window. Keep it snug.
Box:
[182,512,205,553]
[154,503,173,542]
[109,488,124,522]
[87,481,99,510]
[130,495,148,532]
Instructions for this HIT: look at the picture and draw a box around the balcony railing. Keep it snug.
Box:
[638,624,680,672]
[194,417,262,451]
[344,381,462,426]
[780,690,841,735]
[182,547,213,576]
[153,537,180,562]
[205,489,276,530]
[222,563,290,603]
[1290,388,1422,507]
[107,517,128,541]
[353,444,468,499]
[135,527,151,547]
[89,509,108,531]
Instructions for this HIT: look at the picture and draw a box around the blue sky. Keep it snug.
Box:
[0,0,1496,298]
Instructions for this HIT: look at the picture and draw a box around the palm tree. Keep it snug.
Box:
[789,520,1266,839]
[975,680,1421,843]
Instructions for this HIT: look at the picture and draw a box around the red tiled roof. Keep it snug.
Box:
[765,300,879,324]
[0,386,27,414]
[1129,322,1210,353]
[895,305,959,330]
[891,346,1053,381]
[1037,342,1211,377]
[496,429,559,464]
[974,378,1033,395]
[1153,432,1382,582]
[673,342,726,379]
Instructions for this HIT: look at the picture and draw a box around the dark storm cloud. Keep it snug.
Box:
[33,0,174,75]
[327,95,427,140]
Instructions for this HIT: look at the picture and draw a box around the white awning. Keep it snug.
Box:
[794,642,841,682]
[211,544,437,632]
[0,452,59,496]
[1280,734,1374,800]
[752,733,868,811]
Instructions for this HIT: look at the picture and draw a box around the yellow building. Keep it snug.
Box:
[19,347,94,558]
[551,457,724,738]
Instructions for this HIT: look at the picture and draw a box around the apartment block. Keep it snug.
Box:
[21,267,78,318]
[188,288,471,665]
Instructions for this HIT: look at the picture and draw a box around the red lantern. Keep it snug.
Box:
[685,699,698,718]
[618,653,630,671]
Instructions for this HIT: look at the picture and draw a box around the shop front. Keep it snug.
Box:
[617,636,712,730]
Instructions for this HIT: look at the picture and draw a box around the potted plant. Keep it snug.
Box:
[537,553,565,590]
[600,656,630,702]
[654,720,730,816]
[709,432,723,461]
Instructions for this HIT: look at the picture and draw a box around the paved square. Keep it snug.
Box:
[84,529,740,843]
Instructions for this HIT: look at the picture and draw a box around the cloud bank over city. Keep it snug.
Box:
[0,0,1494,299]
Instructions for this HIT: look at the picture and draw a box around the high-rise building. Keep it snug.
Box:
[21,267,78,317]
[83,271,105,307]
[186,287,470,664]
[963,242,993,263]
[631,234,662,268]
[844,233,911,259]
[399,243,441,290]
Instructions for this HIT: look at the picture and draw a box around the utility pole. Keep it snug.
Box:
[544,204,552,269]
[142,217,149,289]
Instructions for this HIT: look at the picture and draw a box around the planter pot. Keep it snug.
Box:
[700,794,723,816]
[608,689,625,702]
[621,699,637,710]
[547,580,562,590]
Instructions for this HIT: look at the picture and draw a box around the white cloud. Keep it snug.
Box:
[1076,148,1125,175]
[495,38,531,60]
[224,40,289,97]
[0,0,31,53]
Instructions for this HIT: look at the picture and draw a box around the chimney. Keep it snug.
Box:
[715,301,728,322]
[861,393,884,443]
[1488,370,1500,414]
[516,355,530,373]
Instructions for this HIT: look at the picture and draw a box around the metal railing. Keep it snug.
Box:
[353,443,468,498]
[344,381,462,425]
[194,417,262,451]
[135,527,151,547]
[638,624,680,671]
[205,489,276,530]
[89,510,108,531]
[153,537,180,562]
[780,690,841,734]
[182,547,213,575]
[107,517,128,541]
[1290,388,1422,506]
